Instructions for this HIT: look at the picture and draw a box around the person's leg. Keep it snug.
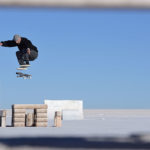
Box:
[22,53,30,65]
[21,49,38,65]
[16,51,25,65]
[28,50,38,62]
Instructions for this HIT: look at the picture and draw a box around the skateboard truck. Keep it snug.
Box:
[16,72,32,79]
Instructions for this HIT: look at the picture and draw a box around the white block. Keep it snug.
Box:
[62,110,83,120]
[44,100,83,120]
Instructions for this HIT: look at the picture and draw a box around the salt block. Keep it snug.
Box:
[13,104,48,109]
[35,109,47,113]
[13,113,25,118]
[13,118,25,122]
[35,118,48,122]
[35,122,48,127]
[0,117,6,127]
[62,110,83,120]
[44,100,83,120]
[13,122,25,127]
[13,109,26,113]
[26,113,34,127]
[54,111,62,127]
[36,113,47,118]
[0,110,6,117]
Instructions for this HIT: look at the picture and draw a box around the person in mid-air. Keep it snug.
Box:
[0,34,38,66]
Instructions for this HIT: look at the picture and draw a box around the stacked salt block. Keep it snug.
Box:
[12,104,48,127]
[35,108,48,127]
[0,110,6,127]
[54,111,62,127]
[26,113,34,127]
[12,107,26,127]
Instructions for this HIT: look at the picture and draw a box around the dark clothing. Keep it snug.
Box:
[1,37,38,53]
[1,37,38,65]
[16,49,38,65]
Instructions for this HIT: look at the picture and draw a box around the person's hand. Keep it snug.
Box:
[0,43,3,46]
[27,48,31,55]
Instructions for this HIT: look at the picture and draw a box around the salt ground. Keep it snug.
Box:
[0,109,150,150]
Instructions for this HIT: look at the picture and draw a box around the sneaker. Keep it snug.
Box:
[19,60,26,65]
[26,61,30,65]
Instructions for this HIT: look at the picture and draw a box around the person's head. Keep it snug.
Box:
[13,34,21,44]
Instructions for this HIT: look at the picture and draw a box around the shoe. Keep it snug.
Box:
[26,61,30,65]
[19,60,26,65]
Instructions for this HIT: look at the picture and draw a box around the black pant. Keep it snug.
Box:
[16,50,38,65]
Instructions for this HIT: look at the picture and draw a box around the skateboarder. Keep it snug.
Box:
[0,34,38,65]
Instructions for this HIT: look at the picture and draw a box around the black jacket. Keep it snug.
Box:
[1,37,38,53]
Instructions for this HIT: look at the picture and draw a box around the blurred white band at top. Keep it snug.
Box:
[0,0,150,9]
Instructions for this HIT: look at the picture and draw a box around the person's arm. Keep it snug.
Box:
[24,39,33,55]
[27,48,31,55]
[0,40,17,47]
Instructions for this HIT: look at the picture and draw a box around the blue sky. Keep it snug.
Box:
[0,8,150,109]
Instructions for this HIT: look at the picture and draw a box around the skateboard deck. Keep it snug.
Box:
[17,65,30,70]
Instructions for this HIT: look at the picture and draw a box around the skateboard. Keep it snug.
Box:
[17,65,30,70]
[16,72,32,79]
[16,65,32,79]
